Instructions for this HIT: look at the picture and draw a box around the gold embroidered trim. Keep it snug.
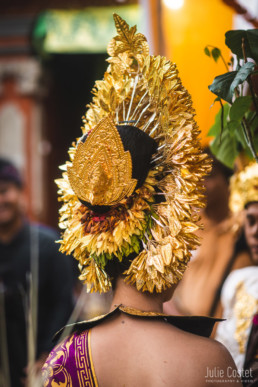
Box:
[88,329,98,387]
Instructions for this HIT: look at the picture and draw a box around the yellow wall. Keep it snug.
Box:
[162,0,234,144]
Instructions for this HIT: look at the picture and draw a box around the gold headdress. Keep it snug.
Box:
[56,14,211,293]
[229,162,258,213]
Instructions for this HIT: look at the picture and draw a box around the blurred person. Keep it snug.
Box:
[215,162,258,385]
[42,15,240,386]
[0,157,74,386]
[164,150,251,318]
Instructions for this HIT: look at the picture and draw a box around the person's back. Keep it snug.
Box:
[43,277,241,386]
[92,310,239,387]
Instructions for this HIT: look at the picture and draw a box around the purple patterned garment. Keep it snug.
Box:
[42,329,98,387]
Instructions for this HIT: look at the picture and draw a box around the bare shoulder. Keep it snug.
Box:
[185,333,242,387]
[193,335,232,364]
[92,317,242,387]
[159,326,242,387]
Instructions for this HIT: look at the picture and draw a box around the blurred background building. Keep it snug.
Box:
[0,0,257,228]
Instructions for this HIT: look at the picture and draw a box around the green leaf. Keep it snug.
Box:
[250,115,258,135]
[210,130,238,168]
[227,120,240,134]
[133,242,140,254]
[227,120,247,147]
[208,71,237,103]
[229,96,253,121]
[211,47,221,62]
[204,47,210,57]
[243,124,258,160]
[208,103,230,136]
[225,30,251,59]
[225,29,258,62]
[229,62,255,95]
[247,30,258,62]
[236,125,248,148]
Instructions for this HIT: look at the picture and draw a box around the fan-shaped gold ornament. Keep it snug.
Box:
[56,14,211,293]
[67,116,137,206]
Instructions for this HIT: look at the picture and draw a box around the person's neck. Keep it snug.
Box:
[205,202,229,225]
[0,216,24,244]
[111,276,164,314]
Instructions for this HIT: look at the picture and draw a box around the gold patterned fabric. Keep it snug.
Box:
[56,14,211,293]
[42,329,98,387]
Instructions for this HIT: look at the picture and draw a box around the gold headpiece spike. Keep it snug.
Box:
[67,116,137,206]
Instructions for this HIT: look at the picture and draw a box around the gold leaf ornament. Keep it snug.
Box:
[107,14,149,58]
[67,116,137,206]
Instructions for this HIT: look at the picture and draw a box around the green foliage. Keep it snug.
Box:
[211,47,221,62]
[206,28,258,166]
[229,62,255,95]
[204,47,210,57]
[208,71,237,103]
[208,103,230,137]
[209,104,248,168]
[225,29,258,62]
[204,46,222,63]
[229,96,253,121]
[210,129,238,169]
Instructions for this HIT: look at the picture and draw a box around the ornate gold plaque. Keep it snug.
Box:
[67,116,137,206]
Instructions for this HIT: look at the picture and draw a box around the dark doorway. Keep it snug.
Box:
[42,53,108,228]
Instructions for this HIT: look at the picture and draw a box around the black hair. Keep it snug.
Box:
[0,158,23,188]
[105,251,139,289]
[245,201,258,209]
[116,125,157,188]
[80,125,157,213]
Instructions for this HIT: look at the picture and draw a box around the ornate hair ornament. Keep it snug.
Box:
[56,14,211,293]
[229,162,258,213]
[67,116,137,206]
